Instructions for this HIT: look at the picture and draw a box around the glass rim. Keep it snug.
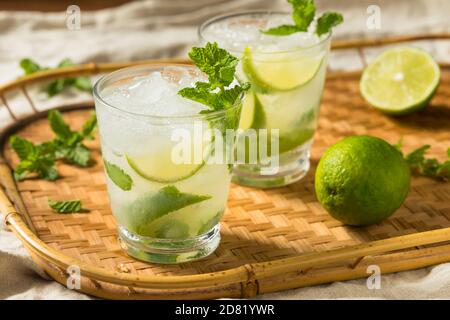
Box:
[93,63,243,121]
[198,10,332,55]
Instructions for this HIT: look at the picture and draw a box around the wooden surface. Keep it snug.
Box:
[1,68,450,298]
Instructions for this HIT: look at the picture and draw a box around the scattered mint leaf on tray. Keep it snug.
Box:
[48,199,83,213]
[261,0,343,37]
[103,160,133,191]
[395,139,450,181]
[19,58,92,97]
[10,136,58,181]
[20,58,47,75]
[10,111,97,181]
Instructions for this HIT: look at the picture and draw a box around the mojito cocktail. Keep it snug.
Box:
[93,64,242,263]
[200,12,332,188]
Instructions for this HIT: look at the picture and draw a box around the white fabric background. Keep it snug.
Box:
[0,0,450,299]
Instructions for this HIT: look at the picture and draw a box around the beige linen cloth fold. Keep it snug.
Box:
[1,0,450,299]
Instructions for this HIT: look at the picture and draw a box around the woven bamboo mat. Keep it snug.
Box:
[2,70,450,285]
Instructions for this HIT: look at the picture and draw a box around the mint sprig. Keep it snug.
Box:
[395,139,450,181]
[10,111,97,181]
[261,0,343,37]
[19,58,92,97]
[178,42,250,114]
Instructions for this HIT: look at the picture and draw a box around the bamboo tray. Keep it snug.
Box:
[1,35,450,300]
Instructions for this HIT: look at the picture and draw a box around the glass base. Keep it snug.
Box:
[118,224,220,264]
[232,143,311,188]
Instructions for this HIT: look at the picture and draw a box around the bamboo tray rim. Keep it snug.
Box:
[1,33,450,297]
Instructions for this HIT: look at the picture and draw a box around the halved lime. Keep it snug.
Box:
[126,143,212,183]
[360,47,440,115]
[242,47,324,92]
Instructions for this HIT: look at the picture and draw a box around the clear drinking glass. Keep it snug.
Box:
[199,11,331,188]
[93,65,243,264]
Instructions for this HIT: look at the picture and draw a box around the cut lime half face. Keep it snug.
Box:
[360,47,440,115]
[242,47,324,92]
[126,143,212,183]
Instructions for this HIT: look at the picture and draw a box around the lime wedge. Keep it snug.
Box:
[126,143,212,183]
[242,47,324,92]
[360,47,440,115]
[239,92,266,130]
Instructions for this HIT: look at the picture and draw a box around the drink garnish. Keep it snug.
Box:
[178,42,250,113]
[261,0,343,36]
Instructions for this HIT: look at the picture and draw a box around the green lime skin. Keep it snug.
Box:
[315,135,411,226]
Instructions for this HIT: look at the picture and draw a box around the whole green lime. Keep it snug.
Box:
[315,135,411,226]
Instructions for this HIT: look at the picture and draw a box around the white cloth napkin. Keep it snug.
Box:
[1,0,450,299]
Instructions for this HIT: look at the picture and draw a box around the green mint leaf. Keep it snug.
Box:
[74,77,92,91]
[127,185,211,236]
[316,12,344,36]
[155,220,190,239]
[104,160,133,191]
[178,82,222,110]
[10,136,58,181]
[14,155,58,181]
[290,0,316,31]
[81,112,97,139]
[198,211,222,235]
[48,199,83,213]
[405,145,430,174]
[57,144,91,167]
[393,137,404,153]
[47,79,67,97]
[48,110,74,140]
[447,148,450,158]
[437,161,450,180]
[57,58,75,68]
[217,82,250,108]
[9,136,36,160]
[20,58,44,75]
[20,58,90,97]
[400,142,449,181]
[261,24,301,36]
[188,42,238,89]
[35,156,58,180]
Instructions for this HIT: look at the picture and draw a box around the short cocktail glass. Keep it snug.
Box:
[200,12,331,188]
[93,65,242,264]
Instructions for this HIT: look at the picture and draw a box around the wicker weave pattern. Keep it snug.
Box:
[3,71,450,280]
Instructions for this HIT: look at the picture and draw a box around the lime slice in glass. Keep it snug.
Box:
[239,92,266,130]
[360,47,440,115]
[242,47,324,92]
[126,143,212,183]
